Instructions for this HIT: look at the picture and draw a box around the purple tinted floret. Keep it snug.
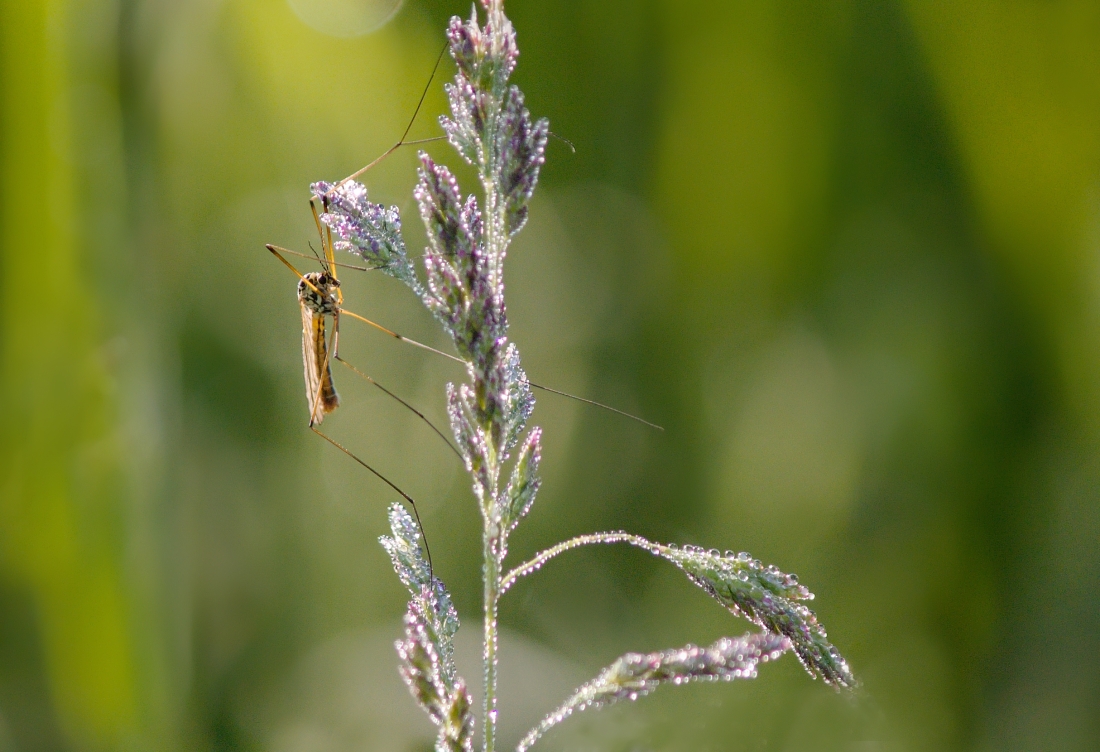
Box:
[311,180,424,299]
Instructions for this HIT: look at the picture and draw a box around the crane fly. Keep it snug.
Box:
[269,199,445,578]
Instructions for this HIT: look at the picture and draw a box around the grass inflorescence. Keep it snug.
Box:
[302,2,856,749]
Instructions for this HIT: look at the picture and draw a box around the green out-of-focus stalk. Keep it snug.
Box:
[0,0,173,748]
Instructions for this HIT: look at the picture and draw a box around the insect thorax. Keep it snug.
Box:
[298,271,340,315]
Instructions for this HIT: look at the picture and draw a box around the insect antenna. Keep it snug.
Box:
[268,244,381,273]
[278,245,458,273]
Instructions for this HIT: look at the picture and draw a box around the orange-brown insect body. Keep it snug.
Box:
[299,270,341,425]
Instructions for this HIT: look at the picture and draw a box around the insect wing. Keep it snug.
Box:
[301,299,339,425]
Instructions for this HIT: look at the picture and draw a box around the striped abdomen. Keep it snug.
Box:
[298,271,340,425]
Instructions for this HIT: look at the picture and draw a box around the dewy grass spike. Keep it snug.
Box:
[280,3,856,749]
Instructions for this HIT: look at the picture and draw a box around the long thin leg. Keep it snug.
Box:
[326,137,447,195]
[341,307,663,429]
[332,308,340,360]
[335,355,462,460]
[269,243,309,281]
[310,199,344,305]
[307,323,433,576]
[340,306,664,429]
[339,308,465,364]
[331,310,460,458]
[310,424,433,580]
[321,42,451,198]
[525,383,663,430]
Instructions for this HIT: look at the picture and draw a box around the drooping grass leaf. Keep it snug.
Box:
[504,533,856,690]
[516,632,791,752]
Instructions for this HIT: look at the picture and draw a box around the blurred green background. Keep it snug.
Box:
[2,0,1099,749]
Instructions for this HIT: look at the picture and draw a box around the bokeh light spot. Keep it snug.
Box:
[286,0,404,37]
